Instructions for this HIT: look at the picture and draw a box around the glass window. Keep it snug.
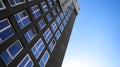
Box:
[0,0,6,10]
[65,15,69,22]
[8,0,25,7]
[17,54,34,67]
[46,13,52,22]
[0,19,14,44]
[24,28,36,43]
[47,0,54,8]
[40,1,49,12]
[39,51,50,67]
[56,6,60,12]
[30,5,41,19]
[59,24,64,32]
[31,38,45,59]
[56,16,61,26]
[14,11,31,29]
[63,19,67,26]
[0,40,23,65]
[55,30,61,41]
[59,12,64,20]
[43,28,52,44]
[48,38,56,53]
[50,21,57,33]
[52,9,57,16]
[38,19,46,30]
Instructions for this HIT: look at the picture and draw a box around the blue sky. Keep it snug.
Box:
[62,0,120,67]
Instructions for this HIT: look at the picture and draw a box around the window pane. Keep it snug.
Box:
[63,19,67,26]
[56,16,61,26]
[8,0,25,7]
[59,12,64,20]
[46,13,52,22]
[14,11,31,29]
[31,38,45,59]
[0,51,12,65]
[8,41,23,57]
[17,54,34,67]
[43,28,52,43]
[52,9,57,16]
[40,1,49,12]
[47,0,54,8]
[38,19,46,30]
[24,29,36,43]
[39,51,50,67]
[55,30,61,41]
[30,5,41,19]
[0,19,14,44]
[48,39,56,53]
[59,24,64,32]
[50,21,57,33]
[0,0,6,10]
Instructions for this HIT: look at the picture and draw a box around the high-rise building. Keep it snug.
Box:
[0,0,80,67]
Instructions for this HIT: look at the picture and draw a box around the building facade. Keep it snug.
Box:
[0,0,80,67]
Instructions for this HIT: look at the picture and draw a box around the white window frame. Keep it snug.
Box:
[8,0,25,7]
[0,0,6,10]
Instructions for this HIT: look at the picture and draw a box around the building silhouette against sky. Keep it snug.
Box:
[0,0,80,67]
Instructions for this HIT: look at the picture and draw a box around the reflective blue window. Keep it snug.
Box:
[24,29,36,43]
[0,40,23,65]
[40,1,49,12]
[30,5,41,19]
[52,9,57,16]
[59,12,64,20]
[56,16,61,26]
[43,28,52,44]
[8,0,25,7]
[47,0,54,8]
[14,11,31,29]
[56,6,60,12]
[0,19,14,44]
[59,24,64,32]
[38,19,46,30]
[55,30,61,41]
[63,19,67,26]
[31,38,45,59]
[65,15,69,22]
[46,13,52,22]
[39,51,50,67]
[0,0,6,10]
[48,38,56,53]
[63,10,66,16]
[50,21,57,33]
[17,54,34,67]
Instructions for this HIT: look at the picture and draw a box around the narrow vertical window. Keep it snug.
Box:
[38,19,46,30]
[48,38,56,53]
[40,1,49,12]
[46,13,52,22]
[55,30,61,41]
[50,21,57,33]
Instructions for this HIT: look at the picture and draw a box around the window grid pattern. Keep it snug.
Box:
[0,19,14,44]
[14,11,31,29]
[48,38,56,53]
[31,38,45,59]
[0,0,6,10]
[24,29,36,43]
[17,54,34,67]
[39,51,50,67]
[40,1,49,12]
[30,5,41,19]
[8,0,25,7]
[43,28,53,44]
[0,40,23,65]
